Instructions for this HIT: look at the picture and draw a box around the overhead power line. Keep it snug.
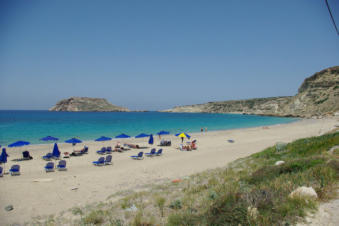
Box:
[325,0,339,35]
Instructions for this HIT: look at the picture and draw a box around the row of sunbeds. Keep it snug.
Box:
[92,155,112,166]
[44,160,67,172]
[130,148,163,160]
[1,148,165,176]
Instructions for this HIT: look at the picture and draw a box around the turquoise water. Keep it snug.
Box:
[0,111,298,145]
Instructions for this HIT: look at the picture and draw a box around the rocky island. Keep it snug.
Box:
[49,97,130,112]
[163,66,339,118]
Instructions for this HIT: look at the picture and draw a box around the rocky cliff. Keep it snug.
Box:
[49,97,130,112]
[163,66,339,117]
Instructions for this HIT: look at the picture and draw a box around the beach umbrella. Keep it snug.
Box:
[40,136,59,142]
[95,136,112,142]
[148,134,154,145]
[115,133,131,139]
[157,131,170,135]
[8,140,30,148]
[175,133,191,139]
[135,133,150,138]
[0,148,9,174]
[52,143,60,158]
[65,138,82,144]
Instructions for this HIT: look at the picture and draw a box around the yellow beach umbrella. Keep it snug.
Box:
[178,133,187,138]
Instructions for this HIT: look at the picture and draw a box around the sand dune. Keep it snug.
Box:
[0,118,337,225]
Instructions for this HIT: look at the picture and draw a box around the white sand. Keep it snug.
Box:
[0,118,337,225]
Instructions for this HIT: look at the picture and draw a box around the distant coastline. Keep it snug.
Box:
[162,66,339,118]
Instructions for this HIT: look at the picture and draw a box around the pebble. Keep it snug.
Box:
[5,205,14,211]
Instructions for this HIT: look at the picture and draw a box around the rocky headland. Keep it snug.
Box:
[49,97,130,112]
[163,66,339,118]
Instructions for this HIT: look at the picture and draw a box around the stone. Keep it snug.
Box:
[275,160,285,166]
[247,206,258,219]
[328,145,339,155]
[289,186,318,199]
[126,204,137,212]
[5,205,14,211]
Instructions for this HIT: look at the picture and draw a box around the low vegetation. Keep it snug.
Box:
[30,132,339,225]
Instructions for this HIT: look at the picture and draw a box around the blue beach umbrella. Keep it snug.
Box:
[115,134,131,139]
[52,143,60,158]
[157,131,170,135]
[95,136,112,142]
[65,138,82,144]
[135,133,150,138]
[8,140,30,148]
[40,136,59,142]
[148,134,154,145]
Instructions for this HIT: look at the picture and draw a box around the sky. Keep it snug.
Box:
[0,0,338,111]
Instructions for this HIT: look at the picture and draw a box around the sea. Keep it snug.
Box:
[0,110,298,145]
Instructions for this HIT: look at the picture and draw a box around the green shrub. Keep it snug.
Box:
[169,200,182,210]
[155,196,166,217]
[83,210,105,225]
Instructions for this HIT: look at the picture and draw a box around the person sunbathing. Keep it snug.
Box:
[124,143,140,149]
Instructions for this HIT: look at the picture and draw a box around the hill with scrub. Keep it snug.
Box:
[49,97,130,112]
[163,66,339,118]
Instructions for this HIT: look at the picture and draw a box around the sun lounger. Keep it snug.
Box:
[130,152,144,160]
[63,152,70,158]
[96,147,107,155]
[9,165,20,176]
[81,146,89,154]
[145,148,156,157]
[42,153,53,161]
[0,166,3,177]
[106,147,112,154]
[57,160,67,171]
[93,157,105,166]
[105,155,112,165]
[155,149,163,156]
[44,162,55,172]
[52,153,60,160]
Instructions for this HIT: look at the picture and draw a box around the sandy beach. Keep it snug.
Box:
[0,118,338,225]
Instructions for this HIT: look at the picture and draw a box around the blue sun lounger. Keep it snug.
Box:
[42,153,53,161]
[155,149,163,156]
[57,160,67,171]
[145,148,156,157]
[93,157,105,166]
[9,165,20,176]
[105,155,112,165]
[96,147,107,155]
[130,152,144,160]
[45,162,55,172]
[106,147,112,154]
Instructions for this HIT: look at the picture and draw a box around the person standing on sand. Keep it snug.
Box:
[201,128,203,133]
[205,127,207,132]
[181,137,184,143]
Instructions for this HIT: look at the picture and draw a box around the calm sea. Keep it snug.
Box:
[0,111,298,145]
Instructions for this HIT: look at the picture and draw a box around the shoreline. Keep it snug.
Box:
[0,112,299,146]
[0,117,337,225]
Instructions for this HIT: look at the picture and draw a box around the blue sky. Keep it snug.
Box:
[1,0,338,110]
